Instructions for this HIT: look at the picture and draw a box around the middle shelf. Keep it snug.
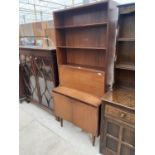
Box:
[115,63,135,71]
[57,45,107,50]
[55,22,108,29]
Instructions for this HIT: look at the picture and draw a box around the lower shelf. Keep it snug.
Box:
[115,63,135,71]
[60,64,105,73]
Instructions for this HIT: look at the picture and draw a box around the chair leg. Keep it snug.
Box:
[60,118,63,127]
[92,135,96,146]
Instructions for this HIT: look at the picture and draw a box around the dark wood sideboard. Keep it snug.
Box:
[19,46,59,113]
[100,3,135,155]
[52,0,118,146]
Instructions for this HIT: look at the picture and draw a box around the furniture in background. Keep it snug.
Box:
[52,0,118,146]
[100,3,135,155]
[19,20,56,47]
[19,46,59,113]
[19,64,27,102]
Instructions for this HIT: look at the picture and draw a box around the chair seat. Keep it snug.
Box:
[52,86,101,107]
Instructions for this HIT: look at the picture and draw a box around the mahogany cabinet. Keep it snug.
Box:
[19,46,58,112]
[100,3,135,155]
[52,0,118,146]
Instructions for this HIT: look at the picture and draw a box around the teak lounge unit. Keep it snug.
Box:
[52,0,118,146]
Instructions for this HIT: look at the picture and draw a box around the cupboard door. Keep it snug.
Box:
[72,100,99,136]
[20,55,39,103]
[34,57,55,109]
[102,117,135,155]
[122,127,135,146]
[52,93,72,122]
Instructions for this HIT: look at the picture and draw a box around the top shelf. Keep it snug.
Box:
[55,22,108,29]
[118,38,135,42]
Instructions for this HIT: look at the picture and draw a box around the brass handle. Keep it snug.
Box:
[120,113,125,118]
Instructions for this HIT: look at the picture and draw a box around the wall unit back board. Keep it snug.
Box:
[52,0,118,146]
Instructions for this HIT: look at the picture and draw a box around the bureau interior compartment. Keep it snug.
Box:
[56,26,107,48]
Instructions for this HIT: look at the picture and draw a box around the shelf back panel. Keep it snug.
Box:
[64,27,107,48]
[67,49,106,69]
[116,42,135,65]
[119,13,135,38]
[115,69,135,89]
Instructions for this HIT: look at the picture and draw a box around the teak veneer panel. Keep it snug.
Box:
[115,69,135,89]
[53,86,101,107]
[58,65,105,97]
[53,92,99,136]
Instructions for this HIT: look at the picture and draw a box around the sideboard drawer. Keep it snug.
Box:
[105,105,134,124]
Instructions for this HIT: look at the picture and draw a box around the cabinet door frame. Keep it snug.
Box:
[101,115,135,155]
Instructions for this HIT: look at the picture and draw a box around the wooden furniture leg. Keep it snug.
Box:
[55,116,60,121]
[92,135,96,146]
[60,118,63,127]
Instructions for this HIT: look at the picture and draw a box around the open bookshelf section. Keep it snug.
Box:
[115,69,135,89]
[54,2,108,28]
[115,41,135,71]
[118,12,135,38]
[115,3,135,89]
[53,1,115,79]
[54,0,118,90]
[56,48,106,71]
[55,26,107,48]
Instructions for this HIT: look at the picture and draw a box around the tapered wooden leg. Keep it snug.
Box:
[60,118,63,127]
[92,135,96,146]
[55,116,60,121]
